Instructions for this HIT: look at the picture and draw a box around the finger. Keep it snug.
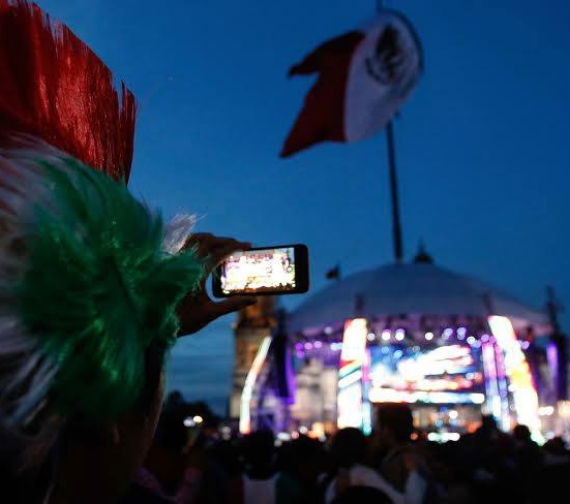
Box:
[211,296,257,318]
[210,242,251,263]
[204,242,252,274]
[184,234,250,262]
[210,238,251,255]
[184,234,214,258]
[185,233,214,248]
[186,234,243,250]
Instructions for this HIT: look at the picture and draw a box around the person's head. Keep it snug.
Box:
[513,424,531,442]
[331,428,368,469]
[543,437,568,456]
[0,3,250,500]
[475,414,499,441]
[210,439,243,479]
[278,435,323,485]
[0,148,203,500]
[480,414,498,431]
[242,429,275,472]
[376,403,414,448]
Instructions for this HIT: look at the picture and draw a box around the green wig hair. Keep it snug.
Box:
[0,141,203,429]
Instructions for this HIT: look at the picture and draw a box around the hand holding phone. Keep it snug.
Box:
[176,233,257,336]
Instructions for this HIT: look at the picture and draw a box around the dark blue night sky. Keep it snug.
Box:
[41,0,570,409]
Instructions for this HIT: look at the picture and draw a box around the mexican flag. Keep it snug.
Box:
[281,10,422,158]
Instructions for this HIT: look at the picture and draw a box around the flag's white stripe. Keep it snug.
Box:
[344,12,422,143]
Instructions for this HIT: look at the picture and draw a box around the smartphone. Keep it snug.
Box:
[212,244,309,297]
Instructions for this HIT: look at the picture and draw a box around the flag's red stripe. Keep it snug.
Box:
[281,31,364,158]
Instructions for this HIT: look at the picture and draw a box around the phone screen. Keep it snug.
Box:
[213,245,308,296]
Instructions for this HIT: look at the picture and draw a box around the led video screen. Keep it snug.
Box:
[368,344,485,405]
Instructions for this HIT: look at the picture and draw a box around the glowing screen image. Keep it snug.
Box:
[337,382,364,429]
[220,247,295,294]
[341,319,368,363]
[488,316,542,440]
[337,319,368,430]
[368,344,485,405]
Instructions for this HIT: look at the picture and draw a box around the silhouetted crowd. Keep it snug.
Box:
[120,393,570,504]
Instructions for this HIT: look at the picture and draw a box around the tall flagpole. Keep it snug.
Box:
[386,121,403,262]
[377,1,404,264]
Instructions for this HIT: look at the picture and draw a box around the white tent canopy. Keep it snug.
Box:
[288,263,549,335]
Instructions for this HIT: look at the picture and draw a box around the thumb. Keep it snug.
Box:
[212,296,257,318]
